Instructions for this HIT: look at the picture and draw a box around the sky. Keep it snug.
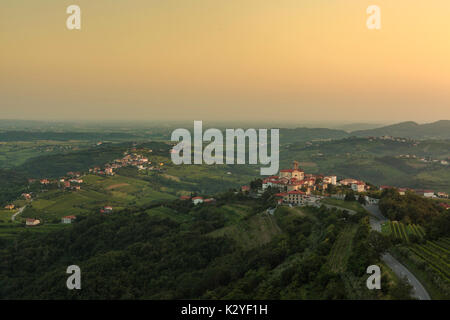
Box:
[1,0,450,124]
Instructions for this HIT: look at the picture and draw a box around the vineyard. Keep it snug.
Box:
[383,221,450,297]
[382,220,425,242]
[327,225,358,273]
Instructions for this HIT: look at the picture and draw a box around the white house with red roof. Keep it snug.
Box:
[351,181,365,193]
[25,218,40,226]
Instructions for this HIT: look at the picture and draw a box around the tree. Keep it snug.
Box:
[368,231,391,257]
[358,195,367,205]
[345,191,356,202]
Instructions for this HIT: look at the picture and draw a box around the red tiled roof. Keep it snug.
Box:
[439,203,450,209]
[192,197,203,200]
[288,190,305,195]
[63,215,76,219]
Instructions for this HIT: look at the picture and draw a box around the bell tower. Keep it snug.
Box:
[293,160,299,170]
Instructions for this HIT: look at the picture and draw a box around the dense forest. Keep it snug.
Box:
[0,193,411,300]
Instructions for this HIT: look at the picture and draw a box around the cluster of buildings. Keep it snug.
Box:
[59,174,83,191]
[240,161,376,207]
[260,161,337,194]
[379,185,448,199]
[88,150,163,176]
[398,154,449,166]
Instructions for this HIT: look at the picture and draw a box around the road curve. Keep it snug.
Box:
[364,204,431,300]
[11,205,26,222]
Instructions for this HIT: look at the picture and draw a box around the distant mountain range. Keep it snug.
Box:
[0,119,449,141]
[351,120,450,140]
[280,120,450,143]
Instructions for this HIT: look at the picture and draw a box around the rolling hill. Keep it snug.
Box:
[352,120,450,140]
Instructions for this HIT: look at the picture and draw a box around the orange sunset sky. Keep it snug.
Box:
[1,0,450,123]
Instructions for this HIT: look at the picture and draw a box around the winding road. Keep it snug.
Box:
[364,204,431,300]
[11,205,26,222]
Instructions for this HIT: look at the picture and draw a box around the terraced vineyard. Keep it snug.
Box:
[383,220,425,242]
[327,225,358,273]
[383,220,450,297]
[407,239,450,282]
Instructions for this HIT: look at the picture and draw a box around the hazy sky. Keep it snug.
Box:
[1,0,450,123]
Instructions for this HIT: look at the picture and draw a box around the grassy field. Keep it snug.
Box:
[20,174,176,222]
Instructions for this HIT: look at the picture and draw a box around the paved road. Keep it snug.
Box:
[11,205,26,222]
[364,204,431,300]
[382,253,431,300]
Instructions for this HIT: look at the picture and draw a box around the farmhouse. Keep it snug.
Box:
[25,219,40,226]
[4,204,15,210]
[104,206,113,213]
[437,192,448,198]
[61,215,77,224]
[439,203,450,210]
[22,193,32,200]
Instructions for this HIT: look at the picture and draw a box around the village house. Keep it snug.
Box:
[351,181,365,193]
[439,203,450,210]
[339,178,359,186]
[103,206,113,213]
[61,215,77,224]
[192,197,204,205]
[40,179,50,185]
[241,185,250,192]
[414,190,435,198]
[22,193,32,200]
[283,190,307,206]
[437,192,449,198]
[25,218,40,226]
[323,176,337,185]
[179,195,191,200]
[4,204,15,210]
